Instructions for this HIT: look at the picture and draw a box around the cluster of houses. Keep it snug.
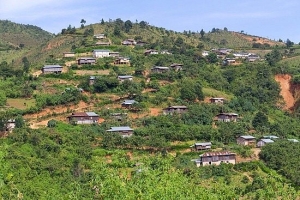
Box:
[202,48,261,66]
[144,49,172,56]
[191,134,298,167]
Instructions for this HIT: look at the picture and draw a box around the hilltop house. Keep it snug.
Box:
[247,54,260,62]
[121,100,138,108]
[237,135,256,146]
[117,75,133,82]
[216,113,239,122]
[210,97,225,104]
[63,52,75,57]
[67,112,99,124]
[41,65,63,74]
[106,126,134,137]
[163,106,188,115]
[151,66,170,73]
[194,151,236,167]
[257,139,274,147]
[93,49,110,58]
[233,52,250,59]
[170,63,183,71]
[77,57,96,65]
[190,142,212,151]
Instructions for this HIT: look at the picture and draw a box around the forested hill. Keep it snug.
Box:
[0,20,53,50]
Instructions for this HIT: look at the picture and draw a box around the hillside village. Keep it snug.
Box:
[0,19,300,198]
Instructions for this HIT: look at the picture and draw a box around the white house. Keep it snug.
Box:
[93,49,111,58]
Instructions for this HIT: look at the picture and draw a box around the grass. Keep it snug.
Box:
[7,98,36,110]
[203,87,234,100]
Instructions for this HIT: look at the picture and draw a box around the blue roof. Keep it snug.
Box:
[43,65,62,69]
[260,139,274,143]
[86,112,99,117]
[107,126,133,132]
[93,49,110,52]
[122,100,138,105]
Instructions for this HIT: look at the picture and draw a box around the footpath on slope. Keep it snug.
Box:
[274,74,295,110]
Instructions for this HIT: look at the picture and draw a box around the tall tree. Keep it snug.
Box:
[124,20,133,33]
[200,29,205,38]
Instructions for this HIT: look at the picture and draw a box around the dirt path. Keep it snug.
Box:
[275,74,294,110]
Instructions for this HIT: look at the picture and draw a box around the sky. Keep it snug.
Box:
[0,0,299,43]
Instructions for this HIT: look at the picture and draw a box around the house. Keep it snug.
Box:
[161,50,172,55]
[210,97,225,104]
[233,52,250,59]
[106,126,134,137]
[122,39,136,45]
[263,135,279,140]
[94,33,106,39]
[170,63,183,71]
[95,41,111,46]
[41,65,63,74]
[6,119,16,132]
[190,142,212,151]
[118,75,133,82]
[247,54,260,62]
[93,49,111,58]
[77,57,96,65]
[89,76,96,85]
[216,113,239,122]
[194,151,236,167]
[163,106,188,115]
[202,51,210,57]
[144,49,158,56]
[114,57,130,65]
[151,66,170,73]
[237,135,256,146]
[63,52,75,57]
[109,52,120,57]
[288,139,299,142]
[67,112,99,124]
[222,58,236,66]
[214,48,232,55]
[257,139,274,147]
[121,100,138,108]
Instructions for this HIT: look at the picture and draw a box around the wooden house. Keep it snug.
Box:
[151,66,170,73]
[67,112,99,124]
[77,57,96,65]
[216,113,239,122]
[237,135,256,146]
[257,139,274,148]
[194,151,236,167]
[247,54,260,62]
[41,65,63,74]
[210,97,225,104]
[106,126,134,137]
[144,49,158,56]
[114,57,130,65]
[223,58,236,66]
[163,106,188,115]
[190,142,212,151]
[122,39,136,45]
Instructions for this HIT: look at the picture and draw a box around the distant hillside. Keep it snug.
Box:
[0,19,286,68]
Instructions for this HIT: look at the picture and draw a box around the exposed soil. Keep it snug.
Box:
[235,32,283,46]
[274,74,295,110]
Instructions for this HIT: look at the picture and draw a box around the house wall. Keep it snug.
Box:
[202,159,236,166]
[69,116,99,124]
[194,145,211,151]
[218,115,237,122]
[42,68,62,74]
[257,141,266,147]
[93,51,110,58]
[78,59,96,65]
[201,155,236,166]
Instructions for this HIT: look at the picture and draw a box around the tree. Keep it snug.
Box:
[101,18,105,24]
[139,21,147,28]
[124,20,133,33]
[286,38,294,48]
[47,119,57,128]
[265,49,282,66]
[252,111,269,130]
[113,25,121,36]
[206,52,218,63]
[80,19,86,28]
[0,93,6,106]
[22,57,30,73]
[200,29,205,38]
[15,115,25,128]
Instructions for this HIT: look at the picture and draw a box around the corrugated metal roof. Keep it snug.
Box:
[201,151,235,157]
[93,49,110,52]
[118,75,133,79]
[288,139,299,142]
[43,65,62,69]
[86,112,99,117]
[239,135,256,139]
[152,66,170,70]
[260,139,274,143]
[122,100,138,105]
[263,135,279,139]
[195,142,212,146]
[107,126,133,132]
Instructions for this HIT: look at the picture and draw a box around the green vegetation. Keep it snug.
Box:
[0,18,299,198]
